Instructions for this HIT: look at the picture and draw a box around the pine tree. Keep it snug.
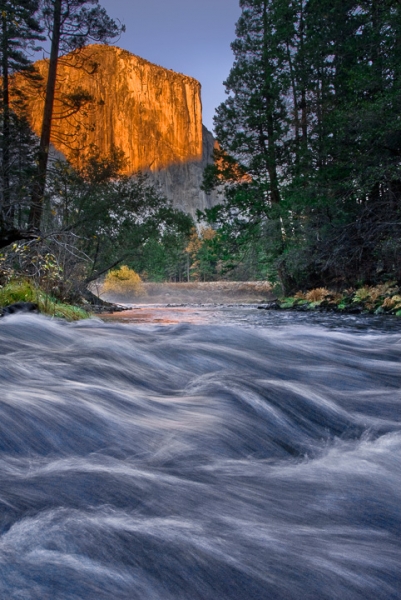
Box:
[29,0,124,230]
[214,0,291,207]
[0,0,42,227]
[208,0,401,288]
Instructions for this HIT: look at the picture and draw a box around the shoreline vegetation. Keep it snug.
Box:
[0,279,133,320]
[96,272,401,318]
[0,280,89,321]
[262,284,401,317]
[1,280,401,320]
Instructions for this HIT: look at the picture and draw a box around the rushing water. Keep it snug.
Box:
[0,307,400,599]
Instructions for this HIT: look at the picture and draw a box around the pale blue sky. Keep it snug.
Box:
[98,0,241,132]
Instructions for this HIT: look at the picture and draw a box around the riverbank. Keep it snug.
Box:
[260,283,401,316]
[96,280,401,318]
[0,280,89,321]
[0,279,137,321]
[97,281,275,305]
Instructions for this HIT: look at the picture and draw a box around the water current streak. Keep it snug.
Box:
[0,314,400,599]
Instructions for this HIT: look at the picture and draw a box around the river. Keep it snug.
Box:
[0,305,400,599]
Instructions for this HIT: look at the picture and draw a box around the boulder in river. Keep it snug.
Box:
[0,302,39,318]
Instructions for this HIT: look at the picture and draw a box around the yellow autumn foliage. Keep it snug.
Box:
[305,288,330,302]
[103,265,144,296]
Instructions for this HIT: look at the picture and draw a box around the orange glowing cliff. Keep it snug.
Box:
[14,44,221,217]
[21,44,204,174]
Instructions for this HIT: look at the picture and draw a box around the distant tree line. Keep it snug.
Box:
[203,0,401,292]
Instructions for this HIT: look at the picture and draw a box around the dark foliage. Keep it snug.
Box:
[204,0,401,291]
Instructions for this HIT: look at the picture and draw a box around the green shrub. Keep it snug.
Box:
[280,298,296,309]
[0,280,38,306]
[0,280,89,321]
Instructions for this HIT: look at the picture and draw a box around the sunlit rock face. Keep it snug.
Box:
[28,44,203,172]
[22,44,220,217]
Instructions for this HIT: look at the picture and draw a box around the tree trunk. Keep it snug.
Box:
[299,1,308,152]
[262,0,281,204]
[1,12,10,217]
[28,0,62,230]
[286,40,300,172]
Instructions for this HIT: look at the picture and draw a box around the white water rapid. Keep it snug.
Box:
[0,309,400,599]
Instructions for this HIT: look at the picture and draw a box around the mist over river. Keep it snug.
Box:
[0,306,400,599]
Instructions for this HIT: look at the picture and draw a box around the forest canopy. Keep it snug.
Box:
[203,0,401,292]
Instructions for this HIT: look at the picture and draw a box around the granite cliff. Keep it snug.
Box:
[19,44,219,218]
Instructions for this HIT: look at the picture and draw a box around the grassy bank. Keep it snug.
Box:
[0,280,90,321]
[272,283,401,316]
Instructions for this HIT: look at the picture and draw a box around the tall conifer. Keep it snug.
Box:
[209,0,401,288]
[214,0,290,206]
[28,0,123,230]
[0,0,42,223]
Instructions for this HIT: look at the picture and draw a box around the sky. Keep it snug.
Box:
[97,0,242,132]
